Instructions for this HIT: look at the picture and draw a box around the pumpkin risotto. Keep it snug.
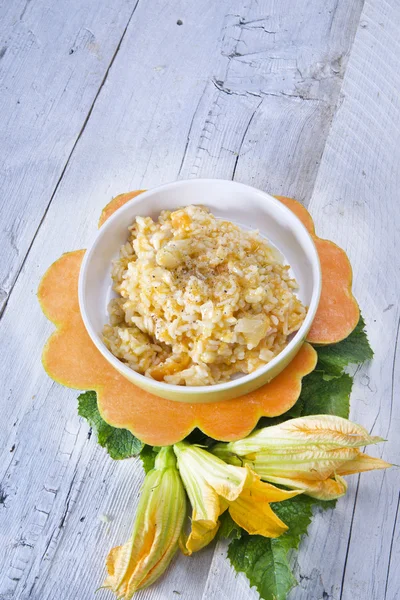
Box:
[103,206,306,386]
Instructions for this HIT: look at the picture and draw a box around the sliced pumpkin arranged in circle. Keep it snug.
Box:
[38,190,358,446]
[38,250,317,446]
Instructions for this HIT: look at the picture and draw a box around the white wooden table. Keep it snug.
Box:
[1,1,399,598]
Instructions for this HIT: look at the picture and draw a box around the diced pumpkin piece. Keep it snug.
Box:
[148,356,191,382]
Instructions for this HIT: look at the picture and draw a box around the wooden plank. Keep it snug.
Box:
[287,0,400,598]
[0,0,139,315]
[178,0,364,201]
[0,2,241,598]
[5,0,400,599]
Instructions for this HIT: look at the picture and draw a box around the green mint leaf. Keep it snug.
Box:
[184,428,212,445]
[271,495,316,550]
[227,496,335,600]
[218,512,243,540]
[218,318,370,599]
[228,535,296,600]
[271,495,335,549]
[299,370,352,418]
[258,315,371,428]
[78,391,143,460]
[140,445,160,473]
[316,314,373,378]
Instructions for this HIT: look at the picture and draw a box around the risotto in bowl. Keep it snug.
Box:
[79,180,321,403]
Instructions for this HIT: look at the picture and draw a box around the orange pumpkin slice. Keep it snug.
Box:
[38,190,358,445]
[276,196,359,344]
[98,190,145,228]
[38,249,317,446]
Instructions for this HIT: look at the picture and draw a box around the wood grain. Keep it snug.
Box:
[290,0,400,598]
[0,0,139,315]
[1,0,399,598]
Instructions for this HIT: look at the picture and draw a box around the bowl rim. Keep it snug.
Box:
[78,179,322,397]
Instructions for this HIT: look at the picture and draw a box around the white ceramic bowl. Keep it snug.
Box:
[79,179,321,403]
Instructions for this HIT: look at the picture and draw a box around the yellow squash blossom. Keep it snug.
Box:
[213,415,391,500]
[103,447,186,599]
[173,442,300,554]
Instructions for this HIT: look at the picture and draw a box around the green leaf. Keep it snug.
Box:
[271,495,335,549]
[225,317,363,599]
[258,370,352,430]
[299,371,352,418]
[78,391,143,460]
[140,445,160,473]
[257,316,371,429]
[226,320,363,599]
[227,496,335,600]
[218,512,242,540]
[228,534,296,600]
[184,428,211,445]
[316,315,373,379]
[271,495,316,550]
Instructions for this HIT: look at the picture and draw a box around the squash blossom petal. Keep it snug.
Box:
[256,473,348,500]
[335,453,392,476]
[103,447,186,599]
[212,416,391,501]
[243,447,360,481]
[173,442,300,552]
[215,415,385,456]
[227,471,301,535]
